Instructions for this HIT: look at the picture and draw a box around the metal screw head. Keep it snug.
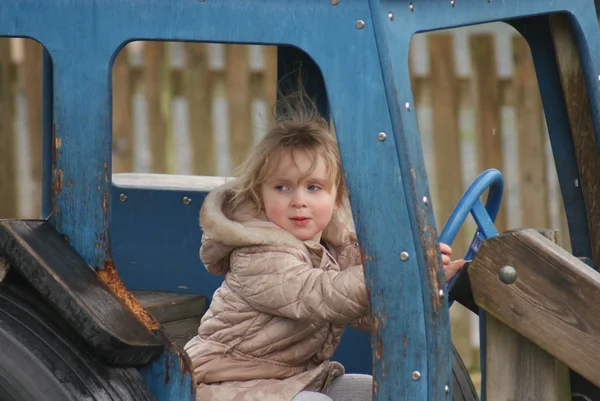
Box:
[439,289,444,298]
[409,2,415,11]
[422,196,429,205]
[405,102,411,111]
[183,196,192,205]
[499,265,517,285]
[388,11,394,20]
[119,193,128,202]
[400,251,409,261]
[412,371,421,381]
[330,0,339,5]
[377,132,387,142]
[450,0,456,6]
[355,20,365,29]
[445,385,450,393]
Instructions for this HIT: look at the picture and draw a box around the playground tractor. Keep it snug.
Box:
[0,1,599,400]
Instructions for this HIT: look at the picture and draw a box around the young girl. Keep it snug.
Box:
[184,111,463,401]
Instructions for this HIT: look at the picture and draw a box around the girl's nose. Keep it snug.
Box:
[291,191,307,208]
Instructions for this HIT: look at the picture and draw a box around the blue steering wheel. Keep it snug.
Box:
[438,168,504,303]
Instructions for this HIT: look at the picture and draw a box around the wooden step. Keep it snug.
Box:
[134,291,206,347]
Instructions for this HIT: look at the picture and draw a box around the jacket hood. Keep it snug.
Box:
[199,180,353,275]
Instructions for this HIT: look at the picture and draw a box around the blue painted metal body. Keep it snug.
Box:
[1,0,599,400]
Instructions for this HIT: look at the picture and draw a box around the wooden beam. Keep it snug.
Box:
[549,14,600,266]
[482,229,570,400]
[469,229,600,389]
[0,39,17,219]
[184,43,215,176]
[469,34,507,234]
[513,37,549,228]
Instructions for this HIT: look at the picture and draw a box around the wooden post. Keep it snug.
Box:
[23,40,43,213]
[226,45,252,168]
[480,229,571,400]
[112,48,133,173]
[513,36,549,229]
[429,34,466,252]
[263,45,278,127]
[184,43,214,176]
[549,14,600,266]
[143,42,168,173]
[0,39,17,219]
[469,34,507,234]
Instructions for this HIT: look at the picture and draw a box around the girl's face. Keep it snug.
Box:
[261,150,338,242]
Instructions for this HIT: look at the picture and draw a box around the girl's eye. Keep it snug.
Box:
[275,185,290,192]
[307,185,321,191]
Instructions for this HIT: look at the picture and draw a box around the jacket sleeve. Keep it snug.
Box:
[227,250,368,325]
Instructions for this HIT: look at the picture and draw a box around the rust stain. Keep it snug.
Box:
[53,169,64,196]
[403,336,408,348]
[164,352,171,384]
[55,136,62,149]
[67,179,73,187]
[373,379,378,394]
[103,191,108,213]
[375,337,383,359]
[97,260,160,331]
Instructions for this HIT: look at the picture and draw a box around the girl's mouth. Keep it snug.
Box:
[290,217,310,226]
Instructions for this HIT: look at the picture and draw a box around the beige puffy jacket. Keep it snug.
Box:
[184,181,369,401]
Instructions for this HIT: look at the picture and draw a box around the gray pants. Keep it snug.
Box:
[292,374,372,401]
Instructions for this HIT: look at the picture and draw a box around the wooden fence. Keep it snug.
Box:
[0,26,571,377]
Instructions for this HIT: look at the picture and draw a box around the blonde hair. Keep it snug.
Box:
[229,109,347,215]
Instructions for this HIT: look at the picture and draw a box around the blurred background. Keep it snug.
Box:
[0,19,585,388]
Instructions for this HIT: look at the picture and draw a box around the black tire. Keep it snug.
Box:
[452,342,479,401]
[0,277,156,401]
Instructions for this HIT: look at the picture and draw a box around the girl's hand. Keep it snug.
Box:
[440,243,466,284]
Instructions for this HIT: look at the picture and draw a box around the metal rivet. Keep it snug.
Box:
[355,20,365,29]
[400,251,410,261]
[575,178,579,187]
[598,75,600,81]
[183,196,192,205]
[405,102,411,111]
[439,289,444,298]
[119,193,128,202]
[499,266,517,285]
[377,132,387,141]
[445,385,450,393]
[450,0,456,6]
[409,2,415,11]
[412,371,421,381]
[330,0,339,5]
[422,196,429,205]
[388,11,394,20]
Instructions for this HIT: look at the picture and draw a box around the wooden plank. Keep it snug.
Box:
[263,45,278,127]
[469,34,507,234]
[226,44,252,168]
[162,317,202,348]
[22,39,43,212]
[0,39,17,219]
[184,43,215,176]
[143,42,167,173]
[549,14,600,266]
[429,34,466,254]
[513,36,549,228]
[112,47,133,173]
[133,290,206,323]
[483,229,570,400]
[469,229,600,389]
